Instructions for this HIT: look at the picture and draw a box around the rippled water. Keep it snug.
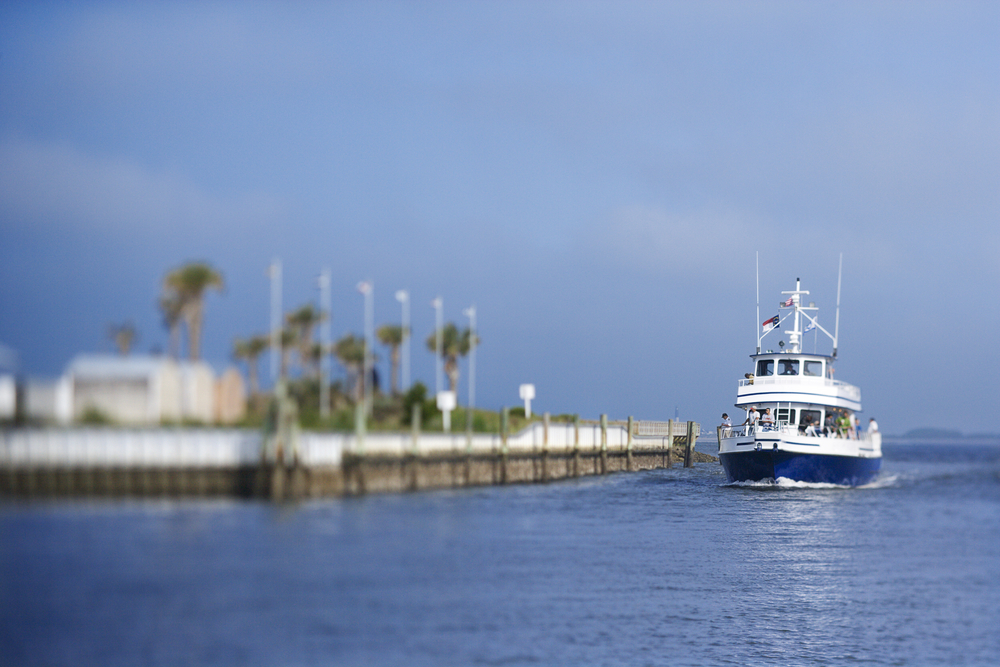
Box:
[2,440,998,666]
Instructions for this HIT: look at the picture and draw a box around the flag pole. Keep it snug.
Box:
[756,251,760,354]
[833,253,842,358]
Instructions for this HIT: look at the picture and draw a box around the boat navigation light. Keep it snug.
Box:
[779,341,785,348]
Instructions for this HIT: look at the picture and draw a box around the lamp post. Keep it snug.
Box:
[358,281,374,418]
[463,305,476,410]
[463,305,476,442]
[431,296,443,398]
[318,269,331,419]
[395,289,410,392]
[269,259,282,384]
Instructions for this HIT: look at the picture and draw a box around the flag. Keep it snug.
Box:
[762,315,779,332]
[782,296,793,307]
[805,321,816,333]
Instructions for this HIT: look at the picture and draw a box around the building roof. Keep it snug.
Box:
[67,354,173,379]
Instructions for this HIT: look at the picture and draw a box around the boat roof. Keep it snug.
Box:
[750,352,834,360]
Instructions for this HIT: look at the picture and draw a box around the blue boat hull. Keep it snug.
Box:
[719,450,881,486]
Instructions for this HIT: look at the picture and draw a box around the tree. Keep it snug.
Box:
[108,322,138,355]
[233,335,269,396]
[162,262,224,361]
[158,295,184,359]
[425,323,477,394]
[286,304,326,378]
[377,324,405,395]
[334,334,365,402]
[279,329,297,379]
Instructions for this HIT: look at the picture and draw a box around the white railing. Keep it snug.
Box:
[737,376,861,400]
[0,429,261,468]
[719,422,876,442]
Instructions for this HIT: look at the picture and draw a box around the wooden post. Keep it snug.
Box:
[409,403,420,491]
[573,414,580,477]
[685,420,695,468]
[600,414,608,475]
[500,406,509,484]
[542,412,550,482]
[666,420,673,469]
[626,415,634,472]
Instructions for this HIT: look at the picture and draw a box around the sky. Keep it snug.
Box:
[1,1,998,435]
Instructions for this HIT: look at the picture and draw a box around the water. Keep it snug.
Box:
[2,440,998,666]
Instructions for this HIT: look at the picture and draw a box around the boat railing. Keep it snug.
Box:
[738,376,860,398]
[720,422,876,442]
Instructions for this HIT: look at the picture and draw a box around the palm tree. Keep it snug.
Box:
[279,329,297,379]
[108,322,138,355]
[334,334,365,402]
[233,335,269,396]
[158,294,184,359]
[377,324,405,395]
[286,304,325,377]
[163,262,224,361]
[426,323,477,394]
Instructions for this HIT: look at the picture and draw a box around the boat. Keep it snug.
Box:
[717,273,881,486]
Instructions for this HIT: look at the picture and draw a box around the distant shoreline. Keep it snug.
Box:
[883,434,1000,445]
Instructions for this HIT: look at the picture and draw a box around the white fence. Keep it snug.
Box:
[1,421,700,469]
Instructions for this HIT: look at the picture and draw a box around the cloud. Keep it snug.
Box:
[0,137,286,237]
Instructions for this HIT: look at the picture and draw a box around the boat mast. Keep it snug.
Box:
[833,253,842,358]
[781,277,809,353]
[756,252,760,354]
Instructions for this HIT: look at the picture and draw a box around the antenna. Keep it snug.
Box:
[755,252,761,354]
[833,253,842,358]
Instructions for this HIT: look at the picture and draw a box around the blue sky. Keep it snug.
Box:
[1,1,997,434]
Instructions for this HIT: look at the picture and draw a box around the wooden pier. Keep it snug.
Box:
[1,415,712,501]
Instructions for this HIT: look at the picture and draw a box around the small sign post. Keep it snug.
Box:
[519,384,535,418]
[436,391,456,432]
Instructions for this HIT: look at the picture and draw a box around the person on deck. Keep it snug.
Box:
[868,417,879,434]
[836,413,850,438]
[741,407,758,435]
[759,408,775,430]
[721,413,732,437]
[803,415,818,437]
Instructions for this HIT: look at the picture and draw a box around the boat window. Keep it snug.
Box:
[756,359,774,376]
[799,410,821,431]
[778,359,799,375]
[803,360,823,377]
[776,408,795,424]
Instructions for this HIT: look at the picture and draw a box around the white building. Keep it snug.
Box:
[63,354,223,425]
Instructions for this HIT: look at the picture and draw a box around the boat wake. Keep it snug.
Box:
[723,473,899,490]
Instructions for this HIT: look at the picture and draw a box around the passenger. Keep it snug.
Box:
[868,417,879,434]
[741,406,759,435]
[848,412,858,439]
[824,413,835,437]
[804,415,817,437]
[721,413,732,437]
[837,413,850,438]
[759,408,774,430]
[744,373,754,385]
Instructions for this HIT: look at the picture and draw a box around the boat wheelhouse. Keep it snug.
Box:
[717,273,881,486]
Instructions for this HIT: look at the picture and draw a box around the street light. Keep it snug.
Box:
[318,269,331,419]
[463,305,476,410]
[463,305,476,441]
[431,296,443,398]
[268,259,282,384]
[357,281,374,418]
[395,289,410,392]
